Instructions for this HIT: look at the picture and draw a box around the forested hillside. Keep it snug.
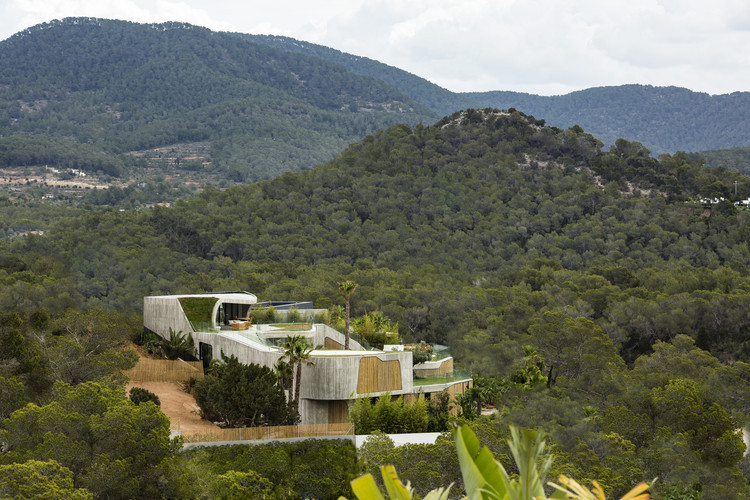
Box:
[692,146,750,177]
[469,85,750,153]
[244,34,750,155]
[0,18,434,185]
[3,18,749,209]
[3,109,750,353]
[236,33,480,116]
[4,109,750,496]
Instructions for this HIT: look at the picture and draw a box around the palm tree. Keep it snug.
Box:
[281,335,316,404]
[274,358,294,401]
[338,280,358,350]
[160,328,195,360]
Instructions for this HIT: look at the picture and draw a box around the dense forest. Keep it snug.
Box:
[693,146,750,178]
[1,17,750,207]
[4,108,750,497]
[245,34,750,154]
[0,18,434,184]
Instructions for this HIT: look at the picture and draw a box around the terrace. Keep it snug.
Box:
[143,292,473,425]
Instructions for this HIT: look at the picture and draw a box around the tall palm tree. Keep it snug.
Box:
[274,358,294,401]
[338,280,358,350]
[281,335,316,404]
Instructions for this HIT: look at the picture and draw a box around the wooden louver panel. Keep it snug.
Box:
[357,357,402,394]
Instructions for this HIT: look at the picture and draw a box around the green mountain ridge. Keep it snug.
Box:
[235,33,480,116]
[2,16,750,203]
[0,18,435,183]
[244,33,750,155]
[6,109,750,355]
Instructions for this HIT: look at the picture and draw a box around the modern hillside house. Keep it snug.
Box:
[143,292,472,425]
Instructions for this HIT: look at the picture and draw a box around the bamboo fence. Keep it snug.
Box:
[180,423,354,444]
[124,358,204,383]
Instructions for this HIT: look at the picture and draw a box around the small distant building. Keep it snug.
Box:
[143,292,471,425]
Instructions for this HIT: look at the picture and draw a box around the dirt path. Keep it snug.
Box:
[126,381,219,433]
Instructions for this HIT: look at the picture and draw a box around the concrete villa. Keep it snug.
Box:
[143,292,472,425]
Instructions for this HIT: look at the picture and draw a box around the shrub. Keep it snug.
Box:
[129,386,161,407]
[192,354,298,427]
[409,341,434,365]
[349,393,429,434]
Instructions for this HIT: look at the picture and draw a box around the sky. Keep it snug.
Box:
[1,0,750,96]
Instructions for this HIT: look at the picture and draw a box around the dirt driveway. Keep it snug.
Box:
[126,381,219,433]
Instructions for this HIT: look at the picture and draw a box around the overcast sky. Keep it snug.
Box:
[1,0,749,96]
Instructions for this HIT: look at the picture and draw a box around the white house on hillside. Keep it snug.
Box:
[143,292,472,425]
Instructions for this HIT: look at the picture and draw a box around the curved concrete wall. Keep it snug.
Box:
[301,351,413,400]
[143,296,193,339]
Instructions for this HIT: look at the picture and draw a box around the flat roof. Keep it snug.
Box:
[145,292,258,304]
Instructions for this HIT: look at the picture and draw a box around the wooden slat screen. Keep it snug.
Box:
[324,337,344,350]
[356,357,402,394]
[328,400,350,424]
[181,423,354,443]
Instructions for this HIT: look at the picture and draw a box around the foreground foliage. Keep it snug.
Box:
[0,380,180,499]
[349,425,650,500]
[176,439,359,499]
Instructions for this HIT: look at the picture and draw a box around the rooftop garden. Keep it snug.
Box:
[179,296,218,332]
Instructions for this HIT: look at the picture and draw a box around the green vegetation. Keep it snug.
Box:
[349,393,430,434]
[352,312,400,349]
[4,108,750,496]
[350,425,651,500]
[159,328,196,360]
[280,335,316,404]
[0,380,179,499]
[0,460,93,499]
[176,439,359,499]
[357,432,462,497]
[129,386,161,407]
[409,341,434,365]
[178,296,218,332]
[691,146,750,177]
[192,354,298,427]
[0,18,434,193]
[339,280,359,349]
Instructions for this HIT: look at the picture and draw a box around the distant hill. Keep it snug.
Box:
[235,33,480,117]
[690,146,750,176]
[244,35,750,155]
[468,86,750,154]
[0,18,435,183]
[3,18,750,200]
[11,109,750,362]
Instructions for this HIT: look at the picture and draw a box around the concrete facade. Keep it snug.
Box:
[143,293,472,425]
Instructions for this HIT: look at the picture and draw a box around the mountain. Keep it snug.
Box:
[3,17,750,206]
[0,18,435,184]
[244,35,750,155]
[468,85,750,154]
[690,146,750,177]
[234,33,481,117]
[8,109,750,356]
